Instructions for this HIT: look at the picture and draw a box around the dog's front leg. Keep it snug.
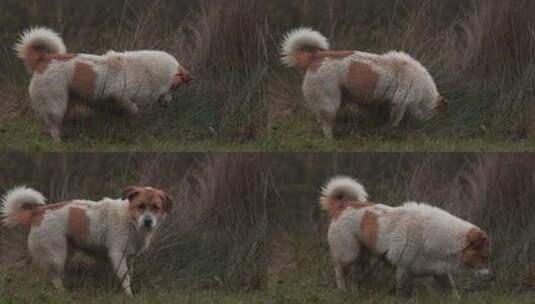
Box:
[109,251,133,297]
[114,97,139,115]
[158,93,173,107]
[395,267,413,297]
[386,101,407,128]
[434,272,461,299]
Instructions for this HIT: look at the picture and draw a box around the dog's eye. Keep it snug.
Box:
[151,205,160,211]
[139,203,146,210]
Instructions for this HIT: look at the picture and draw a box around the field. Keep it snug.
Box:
[0,0,534,151]
[1,153,535,303]
[2,266,535,304]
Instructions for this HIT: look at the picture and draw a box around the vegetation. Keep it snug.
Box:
[1,154,535,302]
[0,0,534,151]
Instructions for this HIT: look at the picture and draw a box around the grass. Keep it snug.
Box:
[0,1,533,152]
[2,263,535,304]
[1,107,534,152]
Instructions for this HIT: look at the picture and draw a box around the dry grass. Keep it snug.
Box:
[0,0,533,148]
[2,153,535,294]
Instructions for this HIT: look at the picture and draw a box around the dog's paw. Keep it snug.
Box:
[158,94,173,107]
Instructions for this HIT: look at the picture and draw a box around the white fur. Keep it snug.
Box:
[14,27,67,63]
[281,28,443,138]
[320,177,492,297]
[2,186,170,297]
[1,186,46,227]
[319,176,368,210]
[280,27,330,67]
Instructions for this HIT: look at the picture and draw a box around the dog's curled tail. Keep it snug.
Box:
[280,27,329,68]
[1,186,46,227]
[14,27,67,73]
[319,176,369,216]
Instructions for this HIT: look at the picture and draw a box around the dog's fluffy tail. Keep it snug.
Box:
[1,186,46,227]
[319,176,369,216]
[14,27,67,74]
[280,27,329,68]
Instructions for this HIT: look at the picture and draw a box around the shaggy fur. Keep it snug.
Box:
[15,27,193,141]
[281,28,447,138]
[320,176,494,298]
[0,185,174,297]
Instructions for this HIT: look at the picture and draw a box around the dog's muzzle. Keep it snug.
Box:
[139,213,157,230]
[475,269,495,282]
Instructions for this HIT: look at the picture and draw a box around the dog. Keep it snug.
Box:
[281,28,447,138]
[319,176,494,298]
[14,27,193,141]
[0,185,174,297]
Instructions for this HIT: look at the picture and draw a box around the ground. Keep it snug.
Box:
[1,264,533,304]
[0,109,533,152]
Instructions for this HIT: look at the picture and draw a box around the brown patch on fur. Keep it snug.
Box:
[329,199,373,220]
[306,51,355,72]
[72,62,96,98]
[462,227,490,269]
[17,202,70,228]
[360,211,379,251]
[435,95,448,112]
[33,53,76,74]
[344,61,379,101]
[67,207,89,243]
[171,67,193,90]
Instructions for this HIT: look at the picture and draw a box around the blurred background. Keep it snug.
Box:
[0,0,534,150]
[1,153,535,300]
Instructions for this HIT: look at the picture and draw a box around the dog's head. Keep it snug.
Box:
[171,65,193,90]
[434,95,449,113]
[461,227,495,282]
[122,186,174,231]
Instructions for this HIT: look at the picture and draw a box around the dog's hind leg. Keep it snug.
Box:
[304,77,341,139]
[109,251,133,297]
[317,110,337,139]
[44,112,64,142]
[29,233,67,292]
[329,230,362,289]
[32,86,68,141]
[333,261,350,289]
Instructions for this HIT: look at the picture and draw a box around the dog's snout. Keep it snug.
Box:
[485,271,496,282]
[476,269,495,282]
[143,218,153,228]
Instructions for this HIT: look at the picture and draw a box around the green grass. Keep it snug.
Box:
[2,231,533,304]
[1,108,534,152]
[1,264,534,304]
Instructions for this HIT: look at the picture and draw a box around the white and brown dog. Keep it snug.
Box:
[15,27,193,141]
[281,28,447,138]
[319,176,494,298]
[0,185,174,297]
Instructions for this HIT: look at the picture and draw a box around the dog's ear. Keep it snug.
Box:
[159,191,175,214]
[122,186,141,201]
